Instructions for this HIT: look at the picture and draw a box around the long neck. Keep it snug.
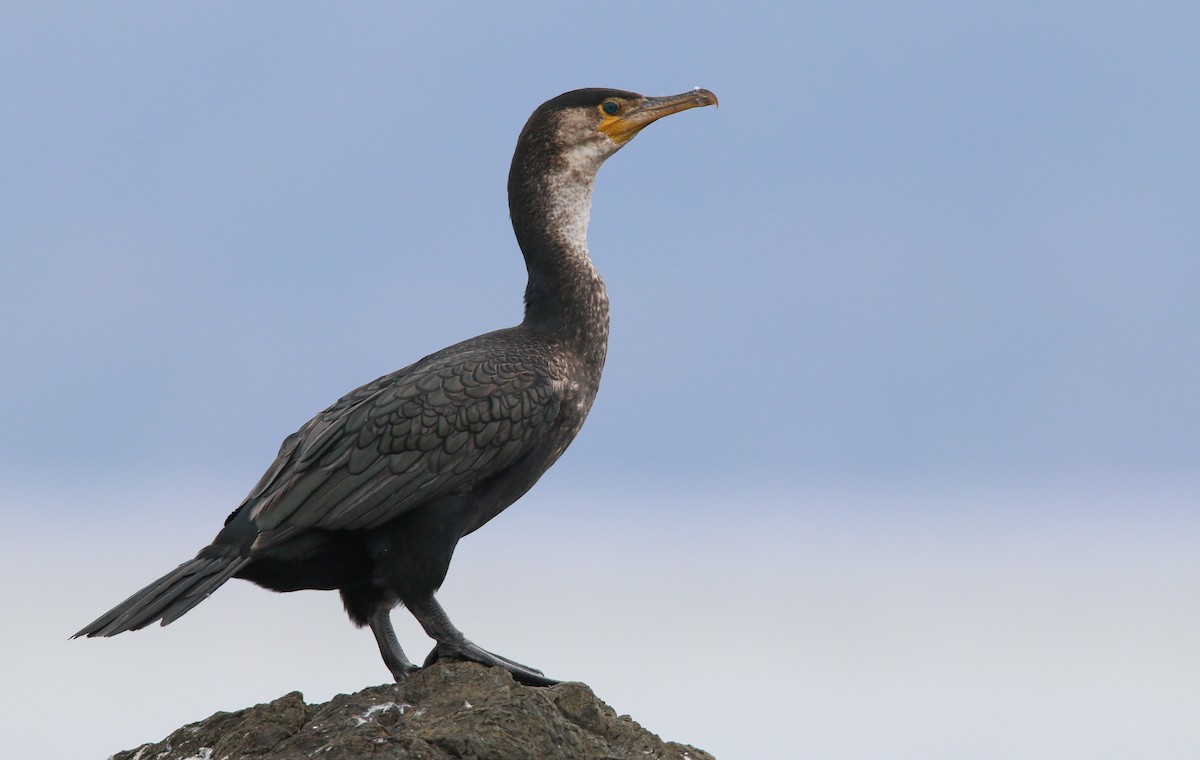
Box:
[508,142,610,373]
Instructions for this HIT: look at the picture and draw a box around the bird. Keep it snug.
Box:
[74,87,717,686]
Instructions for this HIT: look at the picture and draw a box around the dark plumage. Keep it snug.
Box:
[74,86,717,685]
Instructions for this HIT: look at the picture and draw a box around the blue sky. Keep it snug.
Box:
[3,3,1198,758]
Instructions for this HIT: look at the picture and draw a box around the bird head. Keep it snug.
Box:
[515,87,719,173]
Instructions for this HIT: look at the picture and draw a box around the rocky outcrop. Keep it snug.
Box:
[112,660,713,759]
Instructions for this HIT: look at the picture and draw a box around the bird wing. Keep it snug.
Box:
[240,340,562,543]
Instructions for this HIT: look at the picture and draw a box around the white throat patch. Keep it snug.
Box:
[540,111,620,256]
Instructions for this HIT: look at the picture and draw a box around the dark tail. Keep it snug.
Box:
[73,552,251,638]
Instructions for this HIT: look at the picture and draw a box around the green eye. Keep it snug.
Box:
[601,100,620,116]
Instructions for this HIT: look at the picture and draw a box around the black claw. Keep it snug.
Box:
[480,648,547,677]
[392,662,421,683]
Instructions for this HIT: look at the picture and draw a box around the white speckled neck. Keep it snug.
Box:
[537,111,616,261]
[508,107,617,372]
[540,159,596,261]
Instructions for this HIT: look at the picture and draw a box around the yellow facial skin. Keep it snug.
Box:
[597,88,719,146]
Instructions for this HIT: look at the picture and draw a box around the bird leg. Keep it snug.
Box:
[368,610,420,682]
[406,594,560,687]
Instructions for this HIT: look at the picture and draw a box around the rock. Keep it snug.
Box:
[111,660,714,760]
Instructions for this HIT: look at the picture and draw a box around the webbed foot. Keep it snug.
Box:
[406,593,561,687]
[423,641,560,686]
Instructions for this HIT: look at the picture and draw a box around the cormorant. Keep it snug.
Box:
[74,87,717,686]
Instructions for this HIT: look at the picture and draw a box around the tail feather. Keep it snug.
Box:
[74,554,250,638]
[159,557,248,626]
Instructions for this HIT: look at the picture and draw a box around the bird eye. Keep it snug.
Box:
[601,100,620,116]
